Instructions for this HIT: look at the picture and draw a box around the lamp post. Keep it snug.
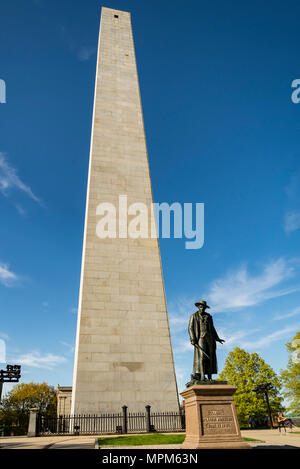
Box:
[0,365,21,403]
[252,383,274,429]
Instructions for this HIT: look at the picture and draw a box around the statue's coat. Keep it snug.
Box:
[188,312,221,377]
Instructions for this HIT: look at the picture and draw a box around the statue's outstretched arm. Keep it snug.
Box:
[212,322,225,344]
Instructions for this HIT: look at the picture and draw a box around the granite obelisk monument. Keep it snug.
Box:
[71,7,179,414]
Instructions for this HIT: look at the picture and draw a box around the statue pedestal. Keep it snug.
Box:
[180,385,251,449]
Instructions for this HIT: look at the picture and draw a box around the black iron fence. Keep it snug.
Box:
[151,411,185,432]
[36,406,185,436]
[37,413,123,435]
[127,411,147,433]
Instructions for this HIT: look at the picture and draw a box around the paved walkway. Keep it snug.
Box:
[241,429,300,449]
[0,435,96,449]
[0,429,299,449]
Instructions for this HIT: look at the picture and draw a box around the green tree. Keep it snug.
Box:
[219,347,283,427]
[279,332,300,415]
[0,382,57,436]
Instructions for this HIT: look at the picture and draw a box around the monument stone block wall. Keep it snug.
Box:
[71,7,179,414]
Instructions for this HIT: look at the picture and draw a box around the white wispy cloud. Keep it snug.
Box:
[217,327,261,349]
[0,262,19,287]
[174,364,191,395]
[0,152,42,205]
[205,258,298,312]
[241,324,300,349]
[285,172,300,200]
[0,338,6,363]
[173,327,263,354]
[173,339,193,354]
[14,204,26,216]
[77,46,95,61]
[169,258,299,320]
[60,341,75,354]
[284,211,300,234]
[0,332,9,341]
[59,23,95,63]
[211,324,299,351]
[168,296,192,333]
[10,351,67,370]
[170,317,188,327]
[273,306,300,321]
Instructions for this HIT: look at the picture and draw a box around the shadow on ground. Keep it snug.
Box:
[0,442,38,449]
[254,445,299,449]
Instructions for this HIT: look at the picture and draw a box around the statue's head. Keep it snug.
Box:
[195,300,210,313]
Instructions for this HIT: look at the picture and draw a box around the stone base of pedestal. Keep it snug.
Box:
[180,384,251,449]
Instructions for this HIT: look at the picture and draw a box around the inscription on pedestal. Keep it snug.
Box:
[201,404,237,435]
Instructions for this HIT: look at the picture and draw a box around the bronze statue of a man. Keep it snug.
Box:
[188,300,225,382]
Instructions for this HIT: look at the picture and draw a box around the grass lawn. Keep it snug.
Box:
[98,433,263,446]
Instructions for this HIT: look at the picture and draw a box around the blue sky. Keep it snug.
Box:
[1,0,300,398]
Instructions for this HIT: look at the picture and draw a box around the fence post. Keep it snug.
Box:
[145,405,151,433]
[180,407,185,430]
[27,408,39,437]
[122,405,128,434]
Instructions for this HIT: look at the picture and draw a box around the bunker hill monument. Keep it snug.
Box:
[71,7,179,414]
